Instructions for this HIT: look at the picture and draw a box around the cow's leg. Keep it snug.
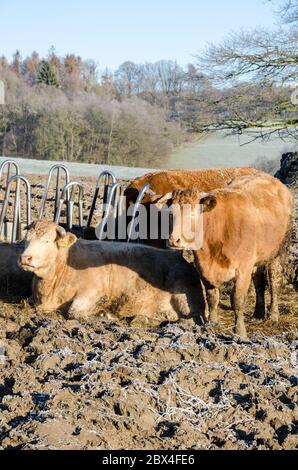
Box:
[268,257,282,322]
[230,283,235,311]
[233,270,252,338]
[200,280,210,321]
[207,287,220,324]
[68,292,100,319]
[252,265,266,320]
[203,280,219,324]
[170,278,206,324]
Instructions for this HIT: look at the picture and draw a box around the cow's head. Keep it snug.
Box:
[156,189,217,250]
[19,221,77,277]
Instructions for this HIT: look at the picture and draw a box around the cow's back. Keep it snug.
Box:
[125,167,261,204]
[70,239,201,291]
[67,240,205,318]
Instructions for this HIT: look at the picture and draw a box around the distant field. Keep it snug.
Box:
[0,157,154,180]
[2,131,297,177]
[169,131,297,169]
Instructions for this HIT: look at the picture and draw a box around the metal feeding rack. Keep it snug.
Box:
[0,159,153,243]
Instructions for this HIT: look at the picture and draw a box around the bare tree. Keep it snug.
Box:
[114,61,141,97]
[156,60,184,96]
[195,0,298,142]
[276,0,298,23]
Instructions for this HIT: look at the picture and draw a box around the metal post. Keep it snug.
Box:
[55,181,84,231]
[87,170,116,227]
[95,182,121,240]
[0,175,31,243]
[38,164,70,222]
[0,159,21,239]
[0,159,20,187]
[127,183,151,243]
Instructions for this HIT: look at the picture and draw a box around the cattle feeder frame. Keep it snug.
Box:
[38,164,70,224]
[0,159,20,187]
[87,170,116,228]
[0,158,155,244]
[95,181,123,240]
[0,174,31,243]
[55,181,84,231]
[127,183,152,243]
[0,159,22,241]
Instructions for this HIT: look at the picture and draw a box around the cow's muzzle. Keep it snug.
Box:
[19,255,34,269]
[167,238,185,250]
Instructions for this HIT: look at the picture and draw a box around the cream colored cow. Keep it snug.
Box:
[19,221,205,322]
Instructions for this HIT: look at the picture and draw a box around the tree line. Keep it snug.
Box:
[0,53,196,165]
[0,51,213,167]
[0,0,297,167]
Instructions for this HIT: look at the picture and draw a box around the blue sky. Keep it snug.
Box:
[0,0,278,70]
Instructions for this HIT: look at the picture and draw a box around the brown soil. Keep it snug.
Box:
[0,285,297,450]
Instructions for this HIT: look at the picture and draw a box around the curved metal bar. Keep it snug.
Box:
[0,160,21,241]
[127,183,150,243]
[0,159,20,186]
[55,181,84,230]
[95,182,120,240]
[0,175,31,243]
[87,170,116,227]
[38,164,70,222]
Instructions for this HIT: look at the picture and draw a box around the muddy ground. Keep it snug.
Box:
[0,285,297,450]
[0,172,297,450]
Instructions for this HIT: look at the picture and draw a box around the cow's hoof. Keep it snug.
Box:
[208,313,219,325]
[68,310,88,320]
[268,307,279,323]
[234,327,248,340]
[269,314,279,323]
[253,309,266,321]
[130,316,149,328]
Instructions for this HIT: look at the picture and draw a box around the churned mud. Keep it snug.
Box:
[0,286,297,450]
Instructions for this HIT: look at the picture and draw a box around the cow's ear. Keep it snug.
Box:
[155,192,173,209]
[124,187,139,205]
[57,233,77,248]
[200,194,217,212]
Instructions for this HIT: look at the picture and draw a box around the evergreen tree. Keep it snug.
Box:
[10,50,21,76]
[37,60,59,87]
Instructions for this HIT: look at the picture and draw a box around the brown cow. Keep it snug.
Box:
[124,167,263,250]
[125,166,267,318]
[19,221,205,323]
[156,174,293,337]
[125,167,262,206]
